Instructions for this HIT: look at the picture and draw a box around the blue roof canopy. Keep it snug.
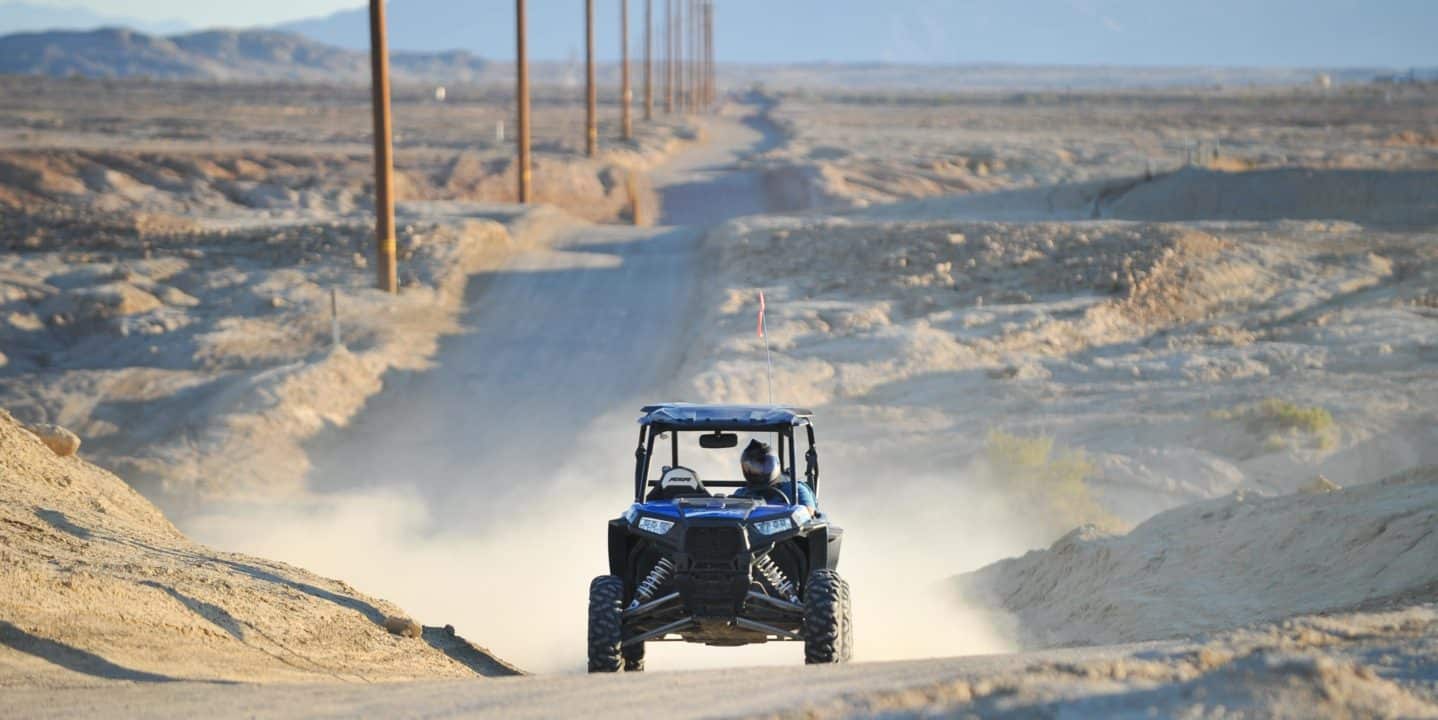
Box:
[638,403,813,428]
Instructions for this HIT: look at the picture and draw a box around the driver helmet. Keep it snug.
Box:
[741,439,780,488]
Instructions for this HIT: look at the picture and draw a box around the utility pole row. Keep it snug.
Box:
[368,0,715,288]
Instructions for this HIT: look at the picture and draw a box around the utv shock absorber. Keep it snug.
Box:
[753,555,798,603]
[630,557,676,607]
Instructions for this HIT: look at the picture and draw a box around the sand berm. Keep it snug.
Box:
[0,407,520,686]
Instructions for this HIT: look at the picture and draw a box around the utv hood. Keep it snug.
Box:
[636,497,793,522]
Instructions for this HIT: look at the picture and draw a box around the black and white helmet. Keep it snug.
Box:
[741,439,780,489]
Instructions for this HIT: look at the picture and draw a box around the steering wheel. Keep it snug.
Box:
[759,485,792,506]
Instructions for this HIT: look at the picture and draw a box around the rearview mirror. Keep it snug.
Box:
[698,432,739,449]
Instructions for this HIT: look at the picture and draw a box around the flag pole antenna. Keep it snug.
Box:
[758,290,774,405]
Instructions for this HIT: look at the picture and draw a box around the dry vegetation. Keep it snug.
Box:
[688,84,1438,537]
[0,75,686,222]
[981,431,1116,534]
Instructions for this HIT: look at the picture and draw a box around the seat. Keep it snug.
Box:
[646,466,711,501]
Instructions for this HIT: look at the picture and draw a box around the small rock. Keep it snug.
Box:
[948,233,967,245]
[1299,475,1342,494]
[384,615,422,638]
[156,286,200,308]
[353,252,369,269]
[269,296,287,309]
[25,423,80,457]
[986,365,1021,380]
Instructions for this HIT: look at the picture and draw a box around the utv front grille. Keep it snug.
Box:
[685,526,746,564]
[679,525,750,618]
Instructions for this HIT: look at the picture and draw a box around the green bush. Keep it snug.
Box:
[983,431,1116,533]
[1212,398,1337,452]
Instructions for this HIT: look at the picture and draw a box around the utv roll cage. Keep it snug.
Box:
[634,403,821,502]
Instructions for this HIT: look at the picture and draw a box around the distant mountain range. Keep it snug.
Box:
[0,27,490,82]
[275,0,1438,68]
[4,0,1434,72]
[0,1,188,35]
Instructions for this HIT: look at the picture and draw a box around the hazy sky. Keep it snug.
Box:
[54,0,361,26]
[15,0,1438,67]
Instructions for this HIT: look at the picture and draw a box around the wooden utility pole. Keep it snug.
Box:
[689,0,698,112]
[368,0,397,293]
[677,0,685,113]
[621,0,632,140]
[516,0,531,203]
[695,0,701,109]
[663,0,673,113]
[585,0,597,156]
[704,0,710,106]
[644,0,653,120]
[705,0,714,108]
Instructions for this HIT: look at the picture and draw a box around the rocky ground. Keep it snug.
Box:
[688,197,1438,536]
[0,75,690,222]
[754,83,1438,211]
[0,75,691,513]
[799,603,1438,719]
[664,84,1438,714]
[0,205,575,511]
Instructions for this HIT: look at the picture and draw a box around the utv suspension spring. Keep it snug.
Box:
[631,557,676,607]
[754,555,798,603]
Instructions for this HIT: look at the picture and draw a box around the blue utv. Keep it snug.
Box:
[588,403,850,672]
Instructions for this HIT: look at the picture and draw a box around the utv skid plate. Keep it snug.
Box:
[622,591,805,646]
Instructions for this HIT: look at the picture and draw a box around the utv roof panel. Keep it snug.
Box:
[638,403,814,428]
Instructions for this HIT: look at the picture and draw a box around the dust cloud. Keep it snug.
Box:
[188,414,1035,673]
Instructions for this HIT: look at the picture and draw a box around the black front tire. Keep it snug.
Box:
[803,569,848,664]
[839,576,853,662]
[622,642,645,672]
[587,575,625,673]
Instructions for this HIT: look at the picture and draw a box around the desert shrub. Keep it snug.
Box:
[983,431,1115,533]
[1211,398,1337,452]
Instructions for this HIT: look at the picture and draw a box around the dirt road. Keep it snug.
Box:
[5,642,1157,719]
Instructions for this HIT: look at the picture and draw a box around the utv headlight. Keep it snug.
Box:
[753,517,794,536]
[637,517,675,535]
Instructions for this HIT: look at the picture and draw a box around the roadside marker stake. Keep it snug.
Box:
[331,288,342,348]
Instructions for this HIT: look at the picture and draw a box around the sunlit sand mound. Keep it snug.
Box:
[0,409,518,686]
[959,467,1438,649]
[1100,167,1438,225]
